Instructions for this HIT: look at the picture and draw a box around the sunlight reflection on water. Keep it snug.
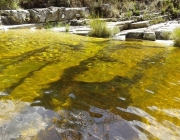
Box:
[0,100,149,140]
[118,106,180,140]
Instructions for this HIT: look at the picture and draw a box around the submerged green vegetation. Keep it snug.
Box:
[0,29,180,139]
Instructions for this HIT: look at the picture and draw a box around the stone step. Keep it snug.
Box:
[0,23,43,30]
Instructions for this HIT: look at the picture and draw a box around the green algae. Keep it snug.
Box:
[0,30,107,101]
[1,29,180,139]
[0,29,170,105]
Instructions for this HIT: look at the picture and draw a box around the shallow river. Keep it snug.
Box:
[0,29,180,140]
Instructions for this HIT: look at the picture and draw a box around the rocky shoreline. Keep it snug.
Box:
[0,7,180,43]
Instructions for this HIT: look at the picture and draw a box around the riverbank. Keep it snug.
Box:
[0,19,177,46]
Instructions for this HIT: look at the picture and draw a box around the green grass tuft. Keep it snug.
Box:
[88,18,119,38]
[171,28,180,47]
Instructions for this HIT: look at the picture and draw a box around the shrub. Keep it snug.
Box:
[171,8,179,19]
[0,0,20,10]
[162,31,171,40]
[149,16,166,25]
[133,10,140,16]
[125,11,133,19]
[88,18,118,38]
[65,23,70,32]
[171,27,180,47]
[44,22,54,29]
[161,8,166,15]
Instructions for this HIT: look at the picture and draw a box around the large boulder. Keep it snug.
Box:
[130,21,150,29]
[64,8,87,20]
[28,8,50,23]
[46,7,65,22]
[0,7,90,25]
[0,10,30,25]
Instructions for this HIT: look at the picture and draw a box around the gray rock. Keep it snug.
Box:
[29,8,49,23]
[1,16,10,25]
[130,21,150,29]
[64,8,86,20]
[121,22,131,30]
[115,20,134,31]
[126,31,156,41]
[143,31,156,41]
[75,13,81,20]
[0,7,89,25]
[70,19,86,26]
[102,4,113,18]
[46,7,65,22]
[131,15,143,22]
[126,31,144,40]
[0,10,30,25]
[69,93,76,99]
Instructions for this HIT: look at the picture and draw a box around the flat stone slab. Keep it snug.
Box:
[115,20,180,41]
[143,31,156,41]
[52,26,90,36]
[126,31,144,40]
[0,23,43,30]
[126,30,156,41]
[130,21,150,29]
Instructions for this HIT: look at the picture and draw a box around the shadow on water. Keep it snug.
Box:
[3,62,51,94]
[0,46,49,72]
[0,42,84,72]
[32,43,166,118]
[30,44,166,140]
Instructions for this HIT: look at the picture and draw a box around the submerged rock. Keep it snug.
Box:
[0,100,47,140]
[69,93,76,99]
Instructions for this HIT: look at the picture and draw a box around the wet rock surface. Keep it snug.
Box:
[0,100,47,140]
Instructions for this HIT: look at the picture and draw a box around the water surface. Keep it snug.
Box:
[0,30,180,140]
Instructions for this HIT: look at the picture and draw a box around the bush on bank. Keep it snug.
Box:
[0,0,20,10]
[171,27,180,47]
[88,19,111,38]
[88,18,119,38]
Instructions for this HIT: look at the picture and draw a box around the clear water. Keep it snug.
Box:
[0,29,180,140]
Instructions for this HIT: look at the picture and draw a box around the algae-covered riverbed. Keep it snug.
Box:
[0,29,180,140]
